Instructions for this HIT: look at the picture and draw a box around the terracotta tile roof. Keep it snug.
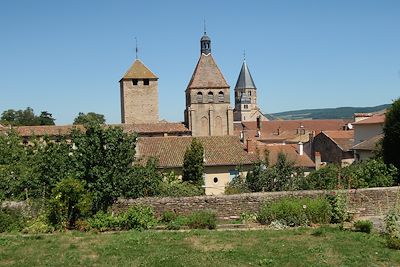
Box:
[187,54,229,89]
[352,113,385,125]
[322,130,354,151]
[15,125,85,137]
[235,119,349,143]
[255,143,315,168]
[352,134,383,151]
[137,136,256,168]
[121,59,158,80]
[14,123,190,137]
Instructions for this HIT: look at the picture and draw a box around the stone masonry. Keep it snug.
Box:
[113,186,400,220]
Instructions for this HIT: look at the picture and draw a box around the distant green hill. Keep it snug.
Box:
[266,104,390,120]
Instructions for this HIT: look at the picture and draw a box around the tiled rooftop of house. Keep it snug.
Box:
[352,134,383,151]
[252,143,315,168]
[352,113,385,125]
[13,123,190,137]
[322,130,354,151]
[137,136,257,168]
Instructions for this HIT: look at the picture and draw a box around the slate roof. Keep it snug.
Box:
[137,136,257,168]
[14,123,189,137]
[322,130,354,152]
[352,134,383,151]
[235,60,256,90]
[187,54,229,89]
[121,59,158,80]
[255,143,315,168]
[352,113,385,125]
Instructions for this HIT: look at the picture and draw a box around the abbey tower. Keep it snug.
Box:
[184,32,234,136]
[120,59,159,124]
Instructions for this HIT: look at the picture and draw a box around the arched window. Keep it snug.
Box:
[208,92,214,102]
[218,91,224,102]
[196,92,203,103]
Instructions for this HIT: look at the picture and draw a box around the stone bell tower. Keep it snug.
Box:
[120,58,159,124]
[184,31,234,136]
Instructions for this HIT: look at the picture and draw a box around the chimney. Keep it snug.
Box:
[315,152,321,170]
[257,116,262,130]
[246,138,257,153]
[298,141,303,156]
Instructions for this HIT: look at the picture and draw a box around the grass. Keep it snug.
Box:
[0,227,399,266]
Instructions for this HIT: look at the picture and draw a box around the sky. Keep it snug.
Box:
[1,0,399,125]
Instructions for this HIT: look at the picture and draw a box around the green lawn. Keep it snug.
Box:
[0,227,399,267]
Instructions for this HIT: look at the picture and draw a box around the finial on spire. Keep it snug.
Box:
[203,19,206,34]
[135,37,138,59]
[243,49,246,62]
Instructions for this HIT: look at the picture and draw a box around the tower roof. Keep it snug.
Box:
[187,53,229,89]
[234,60,256,90]
[121,59,158,80]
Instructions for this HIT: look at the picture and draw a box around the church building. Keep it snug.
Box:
[184,32,234,136]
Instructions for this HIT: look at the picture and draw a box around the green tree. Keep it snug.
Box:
[71,124,136,212]
[383,97,400,183]
[37,111,55,125]
[73,112,105,125]
[182,138,204,185]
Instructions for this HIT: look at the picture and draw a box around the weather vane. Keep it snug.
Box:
[203,19,206,34]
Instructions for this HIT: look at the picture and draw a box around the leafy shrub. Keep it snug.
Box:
[22,215,54,234]
[159,175,204,197]
[300,165,340,190]
[240,212,258,224]
[387,236,400,250]
[75,219,91,232]
[0,207,26,232]
[88,205,157,231]
[161,210,177,223]
[123,205,157,230]
[187,210,217,230]
[354,220,373,234]
[47,178,93,229]
[326,192,349,223]
[166,216,189,230]
[257,197,332,226]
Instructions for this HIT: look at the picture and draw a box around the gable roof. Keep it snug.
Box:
[352,113,385,125]
[121,59,158,80]
[235,61,256,90]
[137,136,256,168]
[255,143,315,168]
[187,54,229,89]
[321,130,354,151]
[352,134,383,151]
[14,123,189,137]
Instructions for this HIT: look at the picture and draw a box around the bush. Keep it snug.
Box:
[159,173,204,197]
[161,210,177,223]
[187,210,217,230]
[88,205,157,231]
[257,197,332,226]
[166,216,189,230]
[354,220,373,234]
[326,192,349,223]
[123,205,157,230]
[384,208,400,250]
[387,236,400,250]
[22,215,54,234]
[0,207,26,232]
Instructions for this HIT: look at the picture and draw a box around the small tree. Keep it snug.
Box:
[182,138,204,185]
[383,98,400,183]
[73,112,105,125]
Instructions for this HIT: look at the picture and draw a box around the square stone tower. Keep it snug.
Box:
[184,32,234,136]
[120,59,159,124]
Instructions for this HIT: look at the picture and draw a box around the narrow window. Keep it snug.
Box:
[244,104,248,109]
[143,79,150,85]
[132,79,138,85]
[218,91,224,102]
[208,92,214,102]
[196,92,203,103]
[249,91,252,96]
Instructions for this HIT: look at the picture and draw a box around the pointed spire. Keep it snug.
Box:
[235,59,256,90]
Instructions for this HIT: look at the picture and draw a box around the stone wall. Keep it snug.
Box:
[113,186,400,220]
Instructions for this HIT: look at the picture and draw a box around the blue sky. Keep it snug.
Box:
[1,0,399,125]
